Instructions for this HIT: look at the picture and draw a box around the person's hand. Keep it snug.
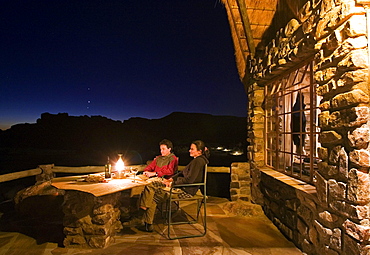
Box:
[144,171,157,177]
[163,178,173,187]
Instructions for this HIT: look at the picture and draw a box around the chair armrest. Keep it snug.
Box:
[172,183,204,188]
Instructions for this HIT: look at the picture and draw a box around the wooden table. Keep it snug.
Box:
[51,173,149,248]
[51,173,148,197]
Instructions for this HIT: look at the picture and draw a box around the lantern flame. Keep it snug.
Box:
[116,155,125,172]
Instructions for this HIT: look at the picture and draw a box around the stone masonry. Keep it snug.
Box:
[227,162,264,217]
[243,1,370,254]
[62,190,122,248]
[230,162,252,202]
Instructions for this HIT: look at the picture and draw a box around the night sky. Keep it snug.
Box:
[0,0,246,131]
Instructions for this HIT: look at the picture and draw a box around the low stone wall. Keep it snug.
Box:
[253,167,370,255]
[255,169,319,253]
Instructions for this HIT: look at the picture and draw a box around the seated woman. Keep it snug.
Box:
[138,140,209,232]
[143,139,178,178]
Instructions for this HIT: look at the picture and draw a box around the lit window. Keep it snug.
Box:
[264,62,321,183]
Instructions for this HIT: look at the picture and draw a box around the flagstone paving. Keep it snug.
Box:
[0,197,303,255]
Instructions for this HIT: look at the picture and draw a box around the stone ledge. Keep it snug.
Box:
[259,167,317,195]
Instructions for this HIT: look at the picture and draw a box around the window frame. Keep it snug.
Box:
[264,61,321,184]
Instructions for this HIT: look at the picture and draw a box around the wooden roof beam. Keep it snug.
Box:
[225,0,250,55]
[236,0,256,56]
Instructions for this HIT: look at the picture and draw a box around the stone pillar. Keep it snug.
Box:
[36,164,55,183]
[230,162,251,201]
[247,83,265,167]
[62,190,122,248]
[226,162,264,217]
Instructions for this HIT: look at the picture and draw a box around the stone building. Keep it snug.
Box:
[221,0,370,254]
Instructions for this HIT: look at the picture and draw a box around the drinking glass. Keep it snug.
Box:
[131,167,138,182]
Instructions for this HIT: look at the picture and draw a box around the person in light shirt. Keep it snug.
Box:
[138,140,209,232]
[143,139,178,178]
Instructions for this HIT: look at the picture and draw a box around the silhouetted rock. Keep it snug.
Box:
[0,112,247,173]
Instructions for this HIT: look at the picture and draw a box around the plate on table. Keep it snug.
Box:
[85,174,107,183]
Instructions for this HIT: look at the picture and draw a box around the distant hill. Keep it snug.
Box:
[0,112,247,172]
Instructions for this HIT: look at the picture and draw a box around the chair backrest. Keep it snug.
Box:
[171,163,208,196]
[199,164,207,196]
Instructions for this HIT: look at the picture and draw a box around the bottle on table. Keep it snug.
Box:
[105,156,111,178]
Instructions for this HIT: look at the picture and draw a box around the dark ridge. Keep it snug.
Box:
[0,112,247,173]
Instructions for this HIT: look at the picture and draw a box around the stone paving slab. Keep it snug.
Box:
[0,197,303,255]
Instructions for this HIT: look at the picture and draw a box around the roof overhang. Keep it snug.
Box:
[221,0,307,83]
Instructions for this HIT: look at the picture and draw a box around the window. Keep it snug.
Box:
[264,62,321,183]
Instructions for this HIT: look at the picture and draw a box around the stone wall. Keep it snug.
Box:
[62,190,122,248]
[226,162,264,217]
[256,169,319,254]
[245,0,370,254]
[230,162,252,202]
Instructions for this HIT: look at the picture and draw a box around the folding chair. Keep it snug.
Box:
[165,164,207,239]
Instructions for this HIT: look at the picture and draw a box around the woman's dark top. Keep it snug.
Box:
[172,154,209,196]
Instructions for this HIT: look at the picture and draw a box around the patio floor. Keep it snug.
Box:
[0,197,303,255]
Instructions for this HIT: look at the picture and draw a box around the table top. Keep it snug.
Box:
[51,173,149,197]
